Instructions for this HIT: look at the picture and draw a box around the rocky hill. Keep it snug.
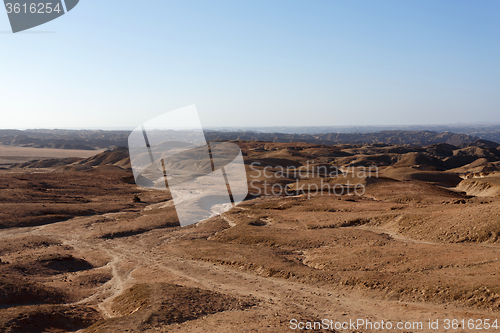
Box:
[205,130,485,146]
[4,136,500,332]
[2,129,499,150]
[0,129,129,150]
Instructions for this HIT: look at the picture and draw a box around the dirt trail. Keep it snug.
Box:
[357,217,438,245]
[15,215,141,318]
[102,235,499,332]
[3,206,499,332]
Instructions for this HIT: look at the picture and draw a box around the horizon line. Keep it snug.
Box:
[2,123,500,132]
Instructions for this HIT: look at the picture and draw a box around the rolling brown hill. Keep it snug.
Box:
[2,128,497,151]
[3,139,500,332]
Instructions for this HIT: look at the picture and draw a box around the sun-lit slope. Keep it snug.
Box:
[3,139,500,331]
[456,173,500,197]
[161,188,500,312]
[85,283,256,333]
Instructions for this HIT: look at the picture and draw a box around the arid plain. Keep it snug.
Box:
[2,137,500,332]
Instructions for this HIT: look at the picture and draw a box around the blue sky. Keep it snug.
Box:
[1,1,499,129]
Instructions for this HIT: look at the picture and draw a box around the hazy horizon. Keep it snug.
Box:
[4,122,500,134]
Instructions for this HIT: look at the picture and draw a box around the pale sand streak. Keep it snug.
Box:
[0,145,104,164]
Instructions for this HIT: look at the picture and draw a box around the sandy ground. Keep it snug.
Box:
[0,145,103,166]
[2,196,498,333]
[3,141,500,332]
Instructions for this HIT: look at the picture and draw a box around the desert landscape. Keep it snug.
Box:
[2,131,500,332]
[3,0,498,331]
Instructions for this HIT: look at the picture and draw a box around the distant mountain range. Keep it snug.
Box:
[0,129,129,150]
[206,124,500,141]
[205,130,490,147]
[1,127,500,149]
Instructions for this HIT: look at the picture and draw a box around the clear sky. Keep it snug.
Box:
[1,1,499,129]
